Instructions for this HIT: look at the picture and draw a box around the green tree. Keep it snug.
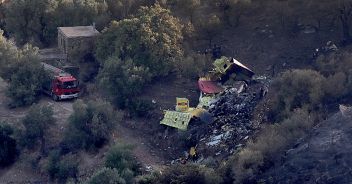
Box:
[5,0,48,45]
[21,104,55,153]
[87,167,126,184]
[105,144,137,183]
[64,100,116,150]
[156,164,222,184]
[0,29,18,80]
[105,0,153,21]
[5,45,48,107]
[0,123,17,166]
[4,0,111,45]
[270,69,325,121]
[194,13,222,47]
[0,30,48,107]
[46,150,78,183]
[97,57,151,108]
[96,3,184,77]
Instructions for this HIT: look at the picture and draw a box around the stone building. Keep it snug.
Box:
[58,26,99,62]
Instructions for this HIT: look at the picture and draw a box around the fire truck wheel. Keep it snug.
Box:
[52,94,59,101]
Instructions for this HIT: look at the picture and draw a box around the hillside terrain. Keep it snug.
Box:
[1,0,352,184]
[260,112,352,184]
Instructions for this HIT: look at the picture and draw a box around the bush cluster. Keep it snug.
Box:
[63,100,117,151]
[20,104,55,152]
[230,109,313,183]
[46,150,78,183]
[96,4,183,110]
[86,144,138,184]
[86,167,126,184]
[0,30,48,107]
[156,164,223,184]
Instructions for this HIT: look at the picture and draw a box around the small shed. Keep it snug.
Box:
[58,26,99,62]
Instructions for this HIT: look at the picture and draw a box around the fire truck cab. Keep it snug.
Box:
[41,62,80,101]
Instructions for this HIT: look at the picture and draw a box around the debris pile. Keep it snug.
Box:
[196,82,265,157]
[160,56,270,161]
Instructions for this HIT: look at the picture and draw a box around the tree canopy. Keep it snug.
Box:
[96,3,184,77]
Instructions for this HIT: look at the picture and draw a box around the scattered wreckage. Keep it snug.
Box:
[159,56,269,162]
[160,56,257,131]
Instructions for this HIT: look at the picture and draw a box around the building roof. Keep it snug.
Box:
[58,26,99,38]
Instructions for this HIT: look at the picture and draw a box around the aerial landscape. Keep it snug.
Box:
[1,0,352,183]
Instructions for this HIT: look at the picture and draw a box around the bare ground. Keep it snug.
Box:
[0,78,168,183]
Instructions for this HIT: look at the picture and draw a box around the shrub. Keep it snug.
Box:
[86,167,126,184]
[322,72,348,101]
[126,99,155,117]
[20,104,55,152]
[0,31,48,107]
[0,123,17,166]
[95,3,184,77]
[47,150,78,183]
[63,100,117,151]
[176,53,212,79]
[135,173,160,184]
[270,69,325,121]
[105,144,138,183]
[156,164,223,184]
[6,60,47,107]
[97,57,151,109]
[231,109,314,183]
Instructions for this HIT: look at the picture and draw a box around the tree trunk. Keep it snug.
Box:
[340,6,352,45]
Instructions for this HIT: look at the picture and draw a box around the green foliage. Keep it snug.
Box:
[194,13,222,47]
[4,0,48,45]
[177,53,212,78]
[64,100,117,151]
[105,144,138,182]
[96,3,184,77]
[135,173,160,184]
[0,123,17,166]
[97,57,151,108]
[4,0,110,45]
[156,164,223,184]
[126,99,155,117]
[315,51,352,100]
[0,30,48,107]
[47,150,78,183]
[3,0,157,46]
[21,104,55,151]
[230,109,313,183]
[270,69,325,121]
[96,3,184,110]
[0,30,18,79]
[86,167,126,184]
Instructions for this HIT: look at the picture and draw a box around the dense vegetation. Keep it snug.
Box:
[63,100,117,151]
[0,123,17,166]
[0,30,48,107]
[1,0,352,183]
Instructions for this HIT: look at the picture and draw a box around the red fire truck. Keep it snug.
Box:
[41,62,79,101]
